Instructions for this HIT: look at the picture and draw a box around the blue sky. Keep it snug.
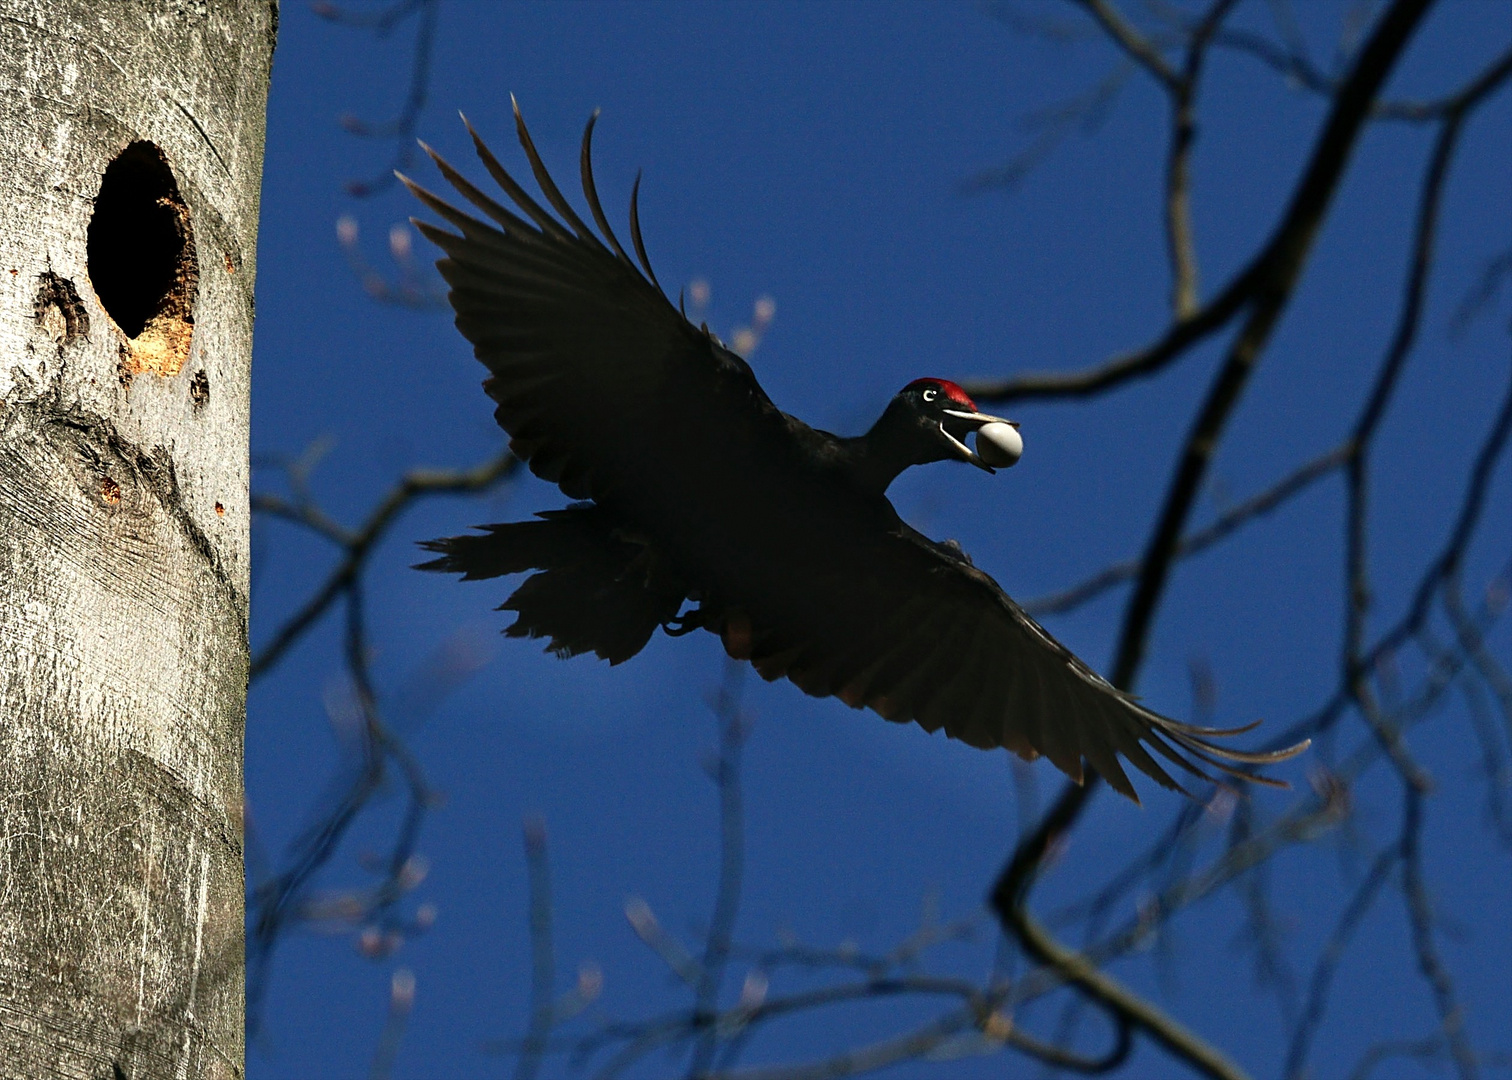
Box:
[247,3,1512,1077]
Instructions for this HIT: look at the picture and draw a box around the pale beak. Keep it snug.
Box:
[937,423,994,471]
[942,408,1018,429]
[940,409,1018,472]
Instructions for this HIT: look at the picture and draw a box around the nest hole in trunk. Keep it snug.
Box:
[87,141,198,377]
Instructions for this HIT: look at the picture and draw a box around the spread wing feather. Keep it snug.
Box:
[730,523,1306,801]
[399,103,784,506]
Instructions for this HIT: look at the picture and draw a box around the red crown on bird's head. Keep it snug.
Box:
[903,378,977,410]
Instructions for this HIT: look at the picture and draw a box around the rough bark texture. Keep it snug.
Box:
[0,2,273,1077]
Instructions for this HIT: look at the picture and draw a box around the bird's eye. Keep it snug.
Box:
[922,388,938,402]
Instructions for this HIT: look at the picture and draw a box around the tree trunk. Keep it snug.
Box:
[0,2,273,1076]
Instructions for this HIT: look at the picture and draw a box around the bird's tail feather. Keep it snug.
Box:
[417,505,685,665]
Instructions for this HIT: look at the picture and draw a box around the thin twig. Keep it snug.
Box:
[688,664,750,1077]
[517,817,555,1080]
[1214,30,1512,123]
[1340,61,1501,710]
[965,0,1436,409]
[1363,363,1512,672]
[247,584,435,1035]
[1076,0,1180,90]
[252,448,517,680]
[1283,846,1398,1079]
[1025,442,1349,616]
[246,447,514,1033]
[1346,1035,1451,1080]
[318,0,441,197]
[1445,572,1512,783]
[1163,0,1238,317]
[1400,788,1477,1079]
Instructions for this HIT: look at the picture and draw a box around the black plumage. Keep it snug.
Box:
[404,104,1307,802]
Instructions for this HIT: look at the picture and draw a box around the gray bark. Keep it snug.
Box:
[0,2,274,1077]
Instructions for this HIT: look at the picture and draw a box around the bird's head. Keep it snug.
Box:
[887,378,1023,472]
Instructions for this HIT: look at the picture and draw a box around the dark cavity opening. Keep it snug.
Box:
[87,142,194,339]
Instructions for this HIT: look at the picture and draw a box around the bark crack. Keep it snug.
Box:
[4,397,247,627]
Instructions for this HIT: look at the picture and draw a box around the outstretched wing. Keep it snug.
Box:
[401,102,785,502]
[722,526,1308,801]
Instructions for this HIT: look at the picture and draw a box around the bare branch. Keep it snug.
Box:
[247,583,436,1035]
[1163,0,1240,318]
[1451,244,1512,338]
[1197,20,1512,123]
[1075,794,1352,977]
[1400,789,1477,1079]
[335,216,449,309]
[517,817,555,1080]
[1445,575,1512,761]
[1117,0,1435,687]
[1340,54,1511,686]
[960,276,1253,404]
[624,896,705,988]
[966,0,1436,409]
[1283,846,1398,1079]
[705,1000,1125,1079]
[246,444,516,1036]
[251,448,518,680]
[987,5,1438,1077]
[318,0,440,197]
[689,664,751,1078]
[1347,1035,1453,1080]
[251,490,355,545]
[1365,367,1512,671]
[1075,0,1181,91]
[1025,442,1349,616]
[1457,671,1512,846]
[727,917,978,980]
[959,66,1132,195]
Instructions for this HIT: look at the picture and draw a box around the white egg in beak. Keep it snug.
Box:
[975,421,1023,468]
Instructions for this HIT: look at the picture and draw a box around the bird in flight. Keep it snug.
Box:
[402,104,1307,802]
